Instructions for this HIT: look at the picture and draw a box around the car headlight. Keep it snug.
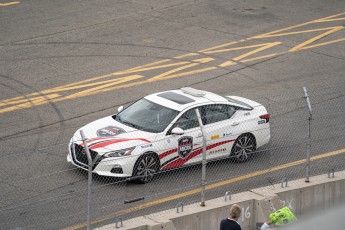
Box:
[105,147,136,158]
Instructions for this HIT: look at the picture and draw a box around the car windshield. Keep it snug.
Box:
[113,98,179,133]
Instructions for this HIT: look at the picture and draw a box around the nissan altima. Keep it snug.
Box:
[67,87,270,183]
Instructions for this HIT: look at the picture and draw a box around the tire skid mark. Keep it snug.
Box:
[1,12,345,115]
[0,74,66,151]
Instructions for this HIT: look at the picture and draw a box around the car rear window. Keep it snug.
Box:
[226,98,253,110]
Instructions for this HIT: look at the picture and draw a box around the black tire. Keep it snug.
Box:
[230,134,256,162]
[132,153,160,183]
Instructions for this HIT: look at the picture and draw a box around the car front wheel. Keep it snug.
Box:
[132,153,160,183]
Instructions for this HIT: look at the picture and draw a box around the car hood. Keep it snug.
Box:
[71,116,156,154]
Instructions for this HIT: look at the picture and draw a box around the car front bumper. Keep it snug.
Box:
[67,143,138,178]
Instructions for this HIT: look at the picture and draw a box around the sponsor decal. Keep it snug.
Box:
[209,148,226,155]
[258,120,266,124]
[211,135,220,140]
[178,136,193,158]
[96,126,126,137]
[141,143,153,149]
[223,132,232,137]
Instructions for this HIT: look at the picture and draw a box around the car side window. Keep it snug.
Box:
[173,109,199,130]
[201,104,236,125]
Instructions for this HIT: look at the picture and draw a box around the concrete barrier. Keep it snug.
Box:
[96,170,345,230]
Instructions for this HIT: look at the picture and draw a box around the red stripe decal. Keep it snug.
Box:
[89,140,127,150]
[162,139,235,170]
[86,137,115,143]
[80,137,123,147]
[162,148,203,170]
[158,144,199,160]
[206,139,234,151]
[158,144,199,159]
[89,138,151,150]
[159,148,178,159]
[87,137,150,144]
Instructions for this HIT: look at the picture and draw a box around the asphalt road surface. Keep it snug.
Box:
[1,0,345,229]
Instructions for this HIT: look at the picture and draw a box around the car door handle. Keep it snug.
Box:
[197,133,203,137]
[231,122,240,126]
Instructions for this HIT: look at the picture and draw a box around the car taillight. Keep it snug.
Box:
[260,114,270,122]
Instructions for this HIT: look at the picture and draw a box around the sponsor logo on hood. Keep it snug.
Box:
[96,126,126,137]
[178,136,193,158]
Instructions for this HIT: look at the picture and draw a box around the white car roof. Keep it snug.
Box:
[145,87,228,111]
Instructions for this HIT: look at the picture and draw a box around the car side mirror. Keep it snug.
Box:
[171,127,184,135]
[117,106,124,113]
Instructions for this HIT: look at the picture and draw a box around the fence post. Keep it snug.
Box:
[80,130,93,230]
[195,108,207,207]
[303,87,313,182]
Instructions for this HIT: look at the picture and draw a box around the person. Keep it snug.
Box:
[220,204,242,230]
[260,220,275,230]
[260,206,297,229]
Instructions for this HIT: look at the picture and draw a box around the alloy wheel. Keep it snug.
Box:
[231,135,256,162]
[134,154,159,183]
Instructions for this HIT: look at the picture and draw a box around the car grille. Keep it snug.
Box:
[71,143,102,170]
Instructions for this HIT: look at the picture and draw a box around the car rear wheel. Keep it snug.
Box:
[132,153,160,183]
[230,134,256,162]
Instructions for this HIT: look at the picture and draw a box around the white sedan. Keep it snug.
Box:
[67,87,270,183]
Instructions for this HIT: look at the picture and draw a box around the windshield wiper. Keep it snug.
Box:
[115,117,157,132]
[121,120,139,129]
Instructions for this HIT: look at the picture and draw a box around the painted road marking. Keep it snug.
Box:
[0,1,19,6]
[1,12,345,114]
[65,147,345,230]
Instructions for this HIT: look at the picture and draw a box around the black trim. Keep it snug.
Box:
[71,144,103,170]
[161,156,179,168]
[157,92,195,105]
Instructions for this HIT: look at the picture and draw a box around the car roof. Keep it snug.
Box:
[145,87,228,111]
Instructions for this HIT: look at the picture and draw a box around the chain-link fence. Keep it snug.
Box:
[0,84,344,229]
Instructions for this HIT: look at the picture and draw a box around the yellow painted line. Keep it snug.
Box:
[251,12,345,39]
[232,42,282,61]
[0,2,19,6]
[314,18,345,23]
[0,94,61,114]
[202,42,279,55]
[66,148,345,230]
[218,42,281,67]
[313,12,345,23]
[0,76,143,106]
[218,60,236,68]
[50,61,191,90]
[53,75,144,101]
[148,57,215,82]
[175,53,200,59]
[252,27,343,39]
[296,37,345,51]
[289,26,345,52]
[2,12,345,114]
[240,52,281,63]
[0,60,193,105]
[0,95,59,107]
[199,41,241,53]
[0,75,143,113]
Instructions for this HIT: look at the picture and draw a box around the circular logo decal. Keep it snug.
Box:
[96,126,126,137]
